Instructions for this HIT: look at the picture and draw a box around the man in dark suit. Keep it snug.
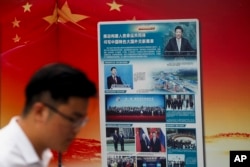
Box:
[113,130,119,151]
[164,26,196,56]
[119,131,125,151]
[140,133,150,152]
[107,67,123,89]
[150,132,161,152]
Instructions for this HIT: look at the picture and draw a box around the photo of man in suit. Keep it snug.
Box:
[164,26,196,56]
[107,67,123,89]
[119,131,125,151]
[113,129,119,151]
[150,132,161,152]
[140,133,150,152]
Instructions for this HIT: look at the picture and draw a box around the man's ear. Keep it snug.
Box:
[32,102,49,122]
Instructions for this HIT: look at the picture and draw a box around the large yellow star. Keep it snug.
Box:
[107,0,123,12]
[43,5,58,30]
[13,34,21,43]
[57,1,89,30]
[12,17,21,28]
[22,2,32,12]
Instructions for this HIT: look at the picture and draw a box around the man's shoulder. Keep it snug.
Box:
[169,37,176,42]
[107,75,113,79]
[0,123,16,144]
[182,37,189,42]
[0,128,19,154]
[0,141,19,167]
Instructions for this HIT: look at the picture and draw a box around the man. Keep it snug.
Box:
[113,129,119,151]
[164,26,196,56]
[140,133,150,152]
[107,67,123,89]
[0,63,96,167]
[119,131,125,151]
[150,132,161,152]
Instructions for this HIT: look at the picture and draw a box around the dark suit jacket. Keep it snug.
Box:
[107,75,123,89]
[119,134,124,145]
[140,139,150,152]
[150,138,161,152]
[164,37,196,56]
[113,133,119,144]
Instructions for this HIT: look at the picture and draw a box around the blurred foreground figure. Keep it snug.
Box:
[0,63,97,167]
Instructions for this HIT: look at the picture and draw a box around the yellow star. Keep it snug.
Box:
[107,0,123,12]
[58,1,89,30]
[13,34,21,43]
[43,5,58,30]
[12,17,21,28]
[22,2,32,12]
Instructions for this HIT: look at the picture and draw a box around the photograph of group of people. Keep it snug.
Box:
[106,127,197,167]
[105,94,166,122]
[167,128,196,150]
[165,94,195,123]
[167,154,185,167]
[166,94,195,111]
[107,155,136,167]
[152,68,197,93]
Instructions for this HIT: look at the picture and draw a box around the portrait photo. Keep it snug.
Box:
[104,64,133,90]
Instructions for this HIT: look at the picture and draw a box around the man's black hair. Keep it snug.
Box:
[111,67,116,71]
[23,63,96,115]
[175,26,183,32]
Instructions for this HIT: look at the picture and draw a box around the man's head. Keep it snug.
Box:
[22,63,96,152]
[175,26,183,39]
[110,67,117,76]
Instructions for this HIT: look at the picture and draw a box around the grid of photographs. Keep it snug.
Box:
[99,19,203,167]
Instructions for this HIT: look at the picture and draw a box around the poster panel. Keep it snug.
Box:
[98,19,203,167]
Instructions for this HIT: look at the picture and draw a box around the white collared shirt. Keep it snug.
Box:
[176,38,182,51]
[0,116,53,167]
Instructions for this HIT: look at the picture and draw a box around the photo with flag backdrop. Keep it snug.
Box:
[135,127,166,153]
[136,127,151,152]
[147,127,166,152]
[1,0,250,167]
